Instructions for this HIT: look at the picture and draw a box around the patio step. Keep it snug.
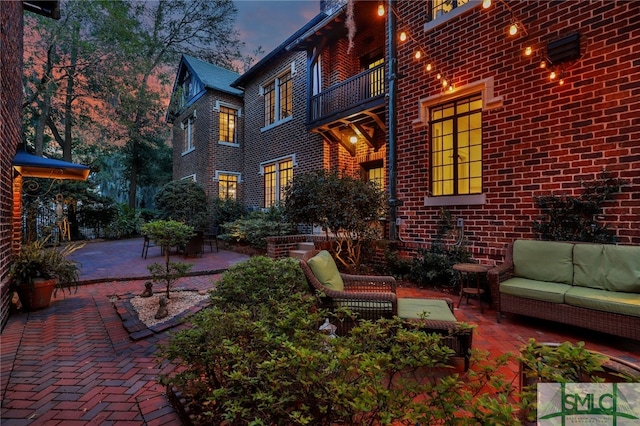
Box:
[289,242,316,259]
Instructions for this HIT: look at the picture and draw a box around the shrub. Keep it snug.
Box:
[154,180,209,230]
[210,197,247,229]
[104,203,142,239]
[409,244,472,289]
[221,210,296,249]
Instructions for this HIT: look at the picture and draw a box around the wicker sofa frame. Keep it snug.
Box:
[300,250,473,370]
[488,242,640,341]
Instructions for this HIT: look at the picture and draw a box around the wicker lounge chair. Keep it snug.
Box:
[300,250,473,370]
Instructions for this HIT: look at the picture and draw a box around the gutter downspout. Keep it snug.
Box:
[387,0,399,241]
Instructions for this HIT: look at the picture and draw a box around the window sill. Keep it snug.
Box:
[260,115,293,132]
[424,1,480,33]
[424,193,486,207]
[181,148,195,156]
[218,141,240,147]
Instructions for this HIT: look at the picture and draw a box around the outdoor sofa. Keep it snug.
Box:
[300,250,473,370]
[488,239,640,340]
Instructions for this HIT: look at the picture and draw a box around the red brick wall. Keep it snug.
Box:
[172,90,244,201]
[393,0,640,263]
[1,0,24,330]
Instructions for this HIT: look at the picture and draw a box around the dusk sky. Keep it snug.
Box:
[234,0,321,58]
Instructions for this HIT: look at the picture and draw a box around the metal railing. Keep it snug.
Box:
[308,63,385,124]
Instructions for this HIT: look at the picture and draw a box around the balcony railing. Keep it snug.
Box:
[308,63,385,125]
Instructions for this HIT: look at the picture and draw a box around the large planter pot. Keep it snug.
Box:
[16,278,57,310]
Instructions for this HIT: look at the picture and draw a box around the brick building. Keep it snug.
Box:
[171,0,638,262]
[392,0,639,262]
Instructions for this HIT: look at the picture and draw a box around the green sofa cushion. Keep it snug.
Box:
[564,287,640,318]
[500,277,571,304]
[307,250,344,292]
[513,240,574,285]
[573,244,607,290]
[603,245,640,293]
[397,298,457,322]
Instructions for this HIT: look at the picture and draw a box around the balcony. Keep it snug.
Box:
[307,63,386,130]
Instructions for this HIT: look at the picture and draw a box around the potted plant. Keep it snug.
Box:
[9,238,82,310]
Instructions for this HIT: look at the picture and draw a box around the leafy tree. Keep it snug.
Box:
[284,170,387,272]
[141,220,194,298]
[154,180,209,230]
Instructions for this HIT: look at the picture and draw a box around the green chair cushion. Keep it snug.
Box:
[307,250,344,292]
[500,277,571,304]
[603,245,640,293]
[573,244,607,290]
[513,240,574,285]
[397,298,457,322]
[564,286,640,318]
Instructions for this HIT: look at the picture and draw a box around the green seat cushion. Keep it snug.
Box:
[602,245,640,293]
[564,287,640,318]
[500,277,571,304]
[307,250,344,291]
[513,240,574,285]
[573,244,607,290]
[397,298,457,322]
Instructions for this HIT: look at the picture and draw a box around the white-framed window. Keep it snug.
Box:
[181,113,196,154]
[430,93,483,197]
[424,0,480,31]
[260,155,295,207]
[261,65,293,129]
[215,172,240,200]
[214,101,241,146]
[181,174,196,182]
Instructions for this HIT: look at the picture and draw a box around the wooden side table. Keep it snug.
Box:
[454,263,490,313]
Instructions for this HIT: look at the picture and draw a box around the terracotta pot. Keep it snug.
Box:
[16,278,56,310]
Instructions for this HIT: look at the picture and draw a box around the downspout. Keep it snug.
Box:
[387,0,399,241]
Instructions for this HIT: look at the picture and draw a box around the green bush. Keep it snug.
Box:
[210,197,247,228]
[221,210,296,249]
[409,245,472,289]
[104,203,142,239]
[154,180,209,230]
[160,257,526,425]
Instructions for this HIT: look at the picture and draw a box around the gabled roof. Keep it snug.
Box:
[231,12,328,89]
[181,54,243,96]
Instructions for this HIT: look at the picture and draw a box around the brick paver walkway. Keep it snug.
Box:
[1,238,639,425]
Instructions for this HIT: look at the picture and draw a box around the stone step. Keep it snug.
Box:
[297,242,315,251]
[289,249,309,259]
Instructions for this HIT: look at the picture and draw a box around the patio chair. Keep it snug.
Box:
[203,226,219,253]
[300,250,473,370]
[141,235,155,259]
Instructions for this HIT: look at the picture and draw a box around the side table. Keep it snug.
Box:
[454,263,490,313]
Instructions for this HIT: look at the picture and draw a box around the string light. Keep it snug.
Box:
[508,22,518,36]
[377,3,385,17]
[524,46,532,56]
[414,50,422,59]
[436,72,441,80]
[399,31,407,42]
[549,71,557,80]
[426,63,432,71]
[540,60,547,68]
[442,78,448,88]
[482,0,492,9]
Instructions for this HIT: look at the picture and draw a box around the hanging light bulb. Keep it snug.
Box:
[377,3,385,16]
[550,71,557,80]
[442,78,448,88]
[399,31,407,42]
[349,135,358,144]
[508,22,518,36]
[415,50,422,59]
[482,0,492,8]
[426,63,432,71]
[540,60,547,69]
[524,46,532,56]
[448,85,454,92]
[559,79,565,86]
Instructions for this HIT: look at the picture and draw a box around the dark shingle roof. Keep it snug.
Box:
[182,55,243,96]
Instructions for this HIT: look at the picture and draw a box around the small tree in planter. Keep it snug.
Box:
[141,220,194,298]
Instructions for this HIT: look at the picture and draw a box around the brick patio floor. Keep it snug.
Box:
[1,238,638,425]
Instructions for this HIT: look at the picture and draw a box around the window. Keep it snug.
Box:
[363,160,385,190]
[219,106,238,144]
[430,94,482,196]
[368,58,385,97]
[263,158,293,207]
[263,70,293,127]
[182,115,195,153]
[218,173,238,200]
[431,0,470,20]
